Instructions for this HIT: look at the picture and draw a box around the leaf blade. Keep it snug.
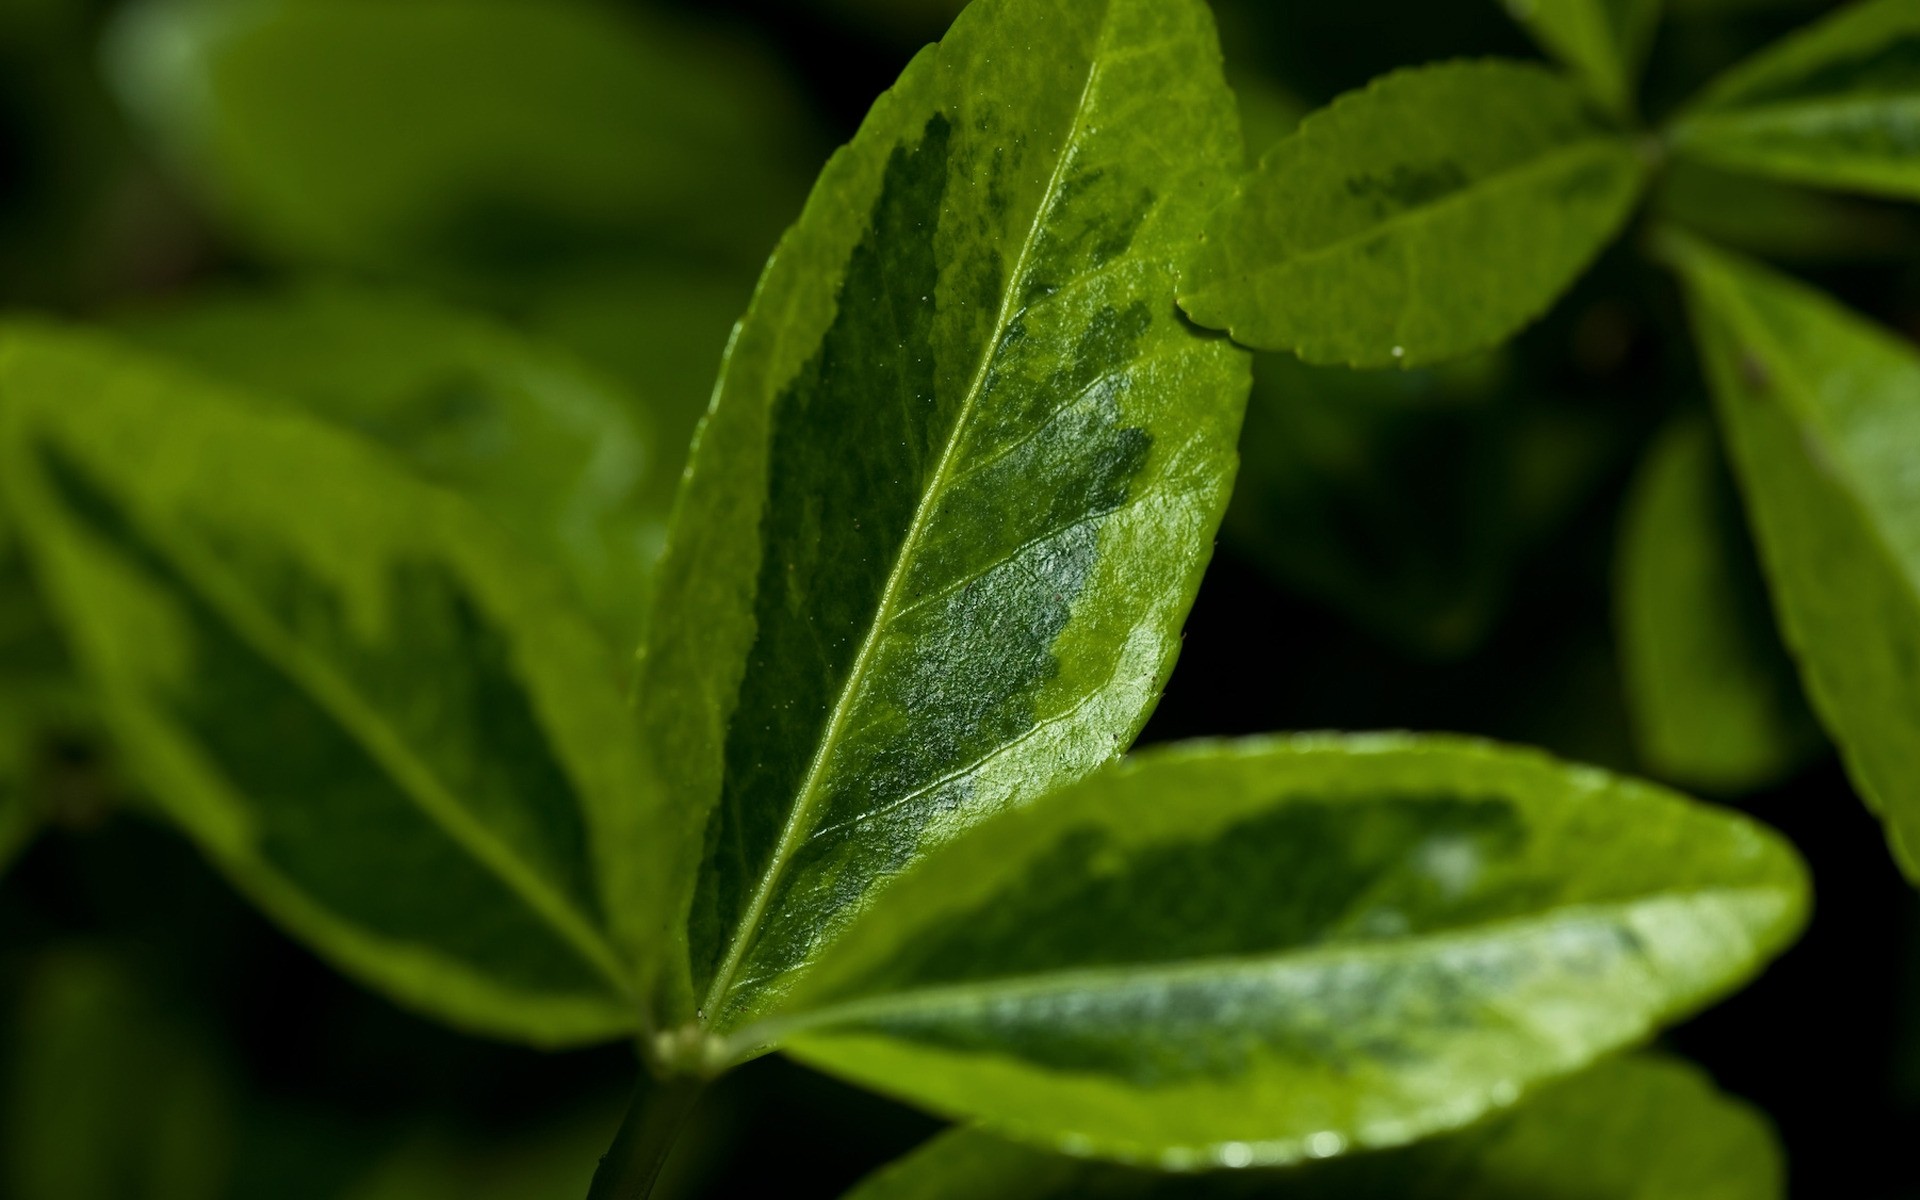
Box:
[1671,0,1920,200]
[753,734,1805,1166]
[1502,0,1664,116]
[1665,232,1920,879]
[1180,60,1646,367]
[0,324,664,1045]
[639,0,1249,1036]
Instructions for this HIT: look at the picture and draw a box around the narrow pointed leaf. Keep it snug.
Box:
[1666,233,1920,880]
[638,0,1249,1038]
[842,1054,1783,1199]
[1502,0,1663,116]
[1179,61,1647,368]
[1672,0,1920,200]
[116,284,668,650]
[1616,414,1822,793]
[0,325,665,1045]
[742,735,1805,1166]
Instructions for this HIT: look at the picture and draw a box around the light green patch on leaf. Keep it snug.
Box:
[1500,0,1664,117]
[637,0,1250,1043]
[1666,232,1920,881]
[1616,413,1823,794]
[1672,0,1920,200]
[3,949,236,1200]
[1180,60,1647,368]
[0,323,667,1045]
[103,0,818,291]
[115,283,666,651]
[748,734,1806,1168]
[841,1053,1782,1199]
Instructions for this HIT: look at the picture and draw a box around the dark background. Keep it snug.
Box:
[2,0,1915,1195]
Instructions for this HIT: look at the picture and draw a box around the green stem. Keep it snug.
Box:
[586,1072,705,1200]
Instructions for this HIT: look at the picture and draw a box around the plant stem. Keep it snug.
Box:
[586,1072,705,1200]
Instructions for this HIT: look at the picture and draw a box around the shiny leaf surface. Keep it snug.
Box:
[1616,414,1822,793]
[1180,61,1647,367]
[116,284,666,651]
[1673,0,1920,200]
[0,324,664,1044]
[104,0,817,290]
[1667,232,1920,880]
[748,735,1806,1167]
[638,0,1249,1039]
[841,1054,1783,1199]
[1502,0,1664,116]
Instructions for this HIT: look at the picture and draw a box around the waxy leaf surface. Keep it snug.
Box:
[1673,0,1920,200]
[638,0,1249,1038]
[117,285,666,650]
[748,735,1805,1167]
[104,0,817,289]
[1180,61,1646,367]
[1668,234,1920,879]
[1616,415,1821,793]
[0,326,664,1044]
[1503,0,1663,116]
[842,1054,1782,1199]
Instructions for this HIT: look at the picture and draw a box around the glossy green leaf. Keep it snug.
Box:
[0,324,665,1044]
[637,0,1249,1042]
[1502,0,1663,116]
[1228,350,1618,658]
[1666,232,1920,880]
[1616,414,1822,793]
[104,0,818,290]
[115,283,667,650]
[842,1054,1782,1199]
[742,734,1805,1167]
[1672,0,1920,200]
[3,950,236,1200]
[1180,61,1648,367]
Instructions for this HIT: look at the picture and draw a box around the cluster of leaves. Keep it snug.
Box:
[5,0,1920,1195]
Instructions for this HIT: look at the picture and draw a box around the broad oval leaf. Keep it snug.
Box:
[0,324,665,1045]
[841,1054,1783,1199]
[740,735,1805,1167]
[115,284,667,651]
[1616,414,1822,794]
[1179,60,1648,368]
[1672,0,1920,201]
[1502,0,1664,117]
[1665,232,1920,880]
[103,0,818,289]
[637,0,1249,1038]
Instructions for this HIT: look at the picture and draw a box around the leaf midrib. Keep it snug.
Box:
[698,12,1118,1022]
[144,501,634,997]
[731,884,1791,1058]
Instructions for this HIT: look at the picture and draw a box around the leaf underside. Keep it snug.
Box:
[0,325,663,1045]
[757,735,1805,1167]
[1180,59,1646,368]
[637,0,1249,1037]
[840,1054,1783,1200]
[1668,232,1920,881]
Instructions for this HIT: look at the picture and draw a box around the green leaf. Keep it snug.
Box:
[1671,0,1920,200]
[637,0,1249,1040]
[1179,60,1648,368]
[115,283,667,651]
[1227,350,1618,658]
[1665,232,1920,880]
[0,324,665,1045]
[1652,158,1920,263]
[1502,0,1663,117]
[743,734,1806,1167]
[3,949,236,1200]
[1616,413,1822,793]
[841,1053,1783,1199]
[103,0,818,290]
